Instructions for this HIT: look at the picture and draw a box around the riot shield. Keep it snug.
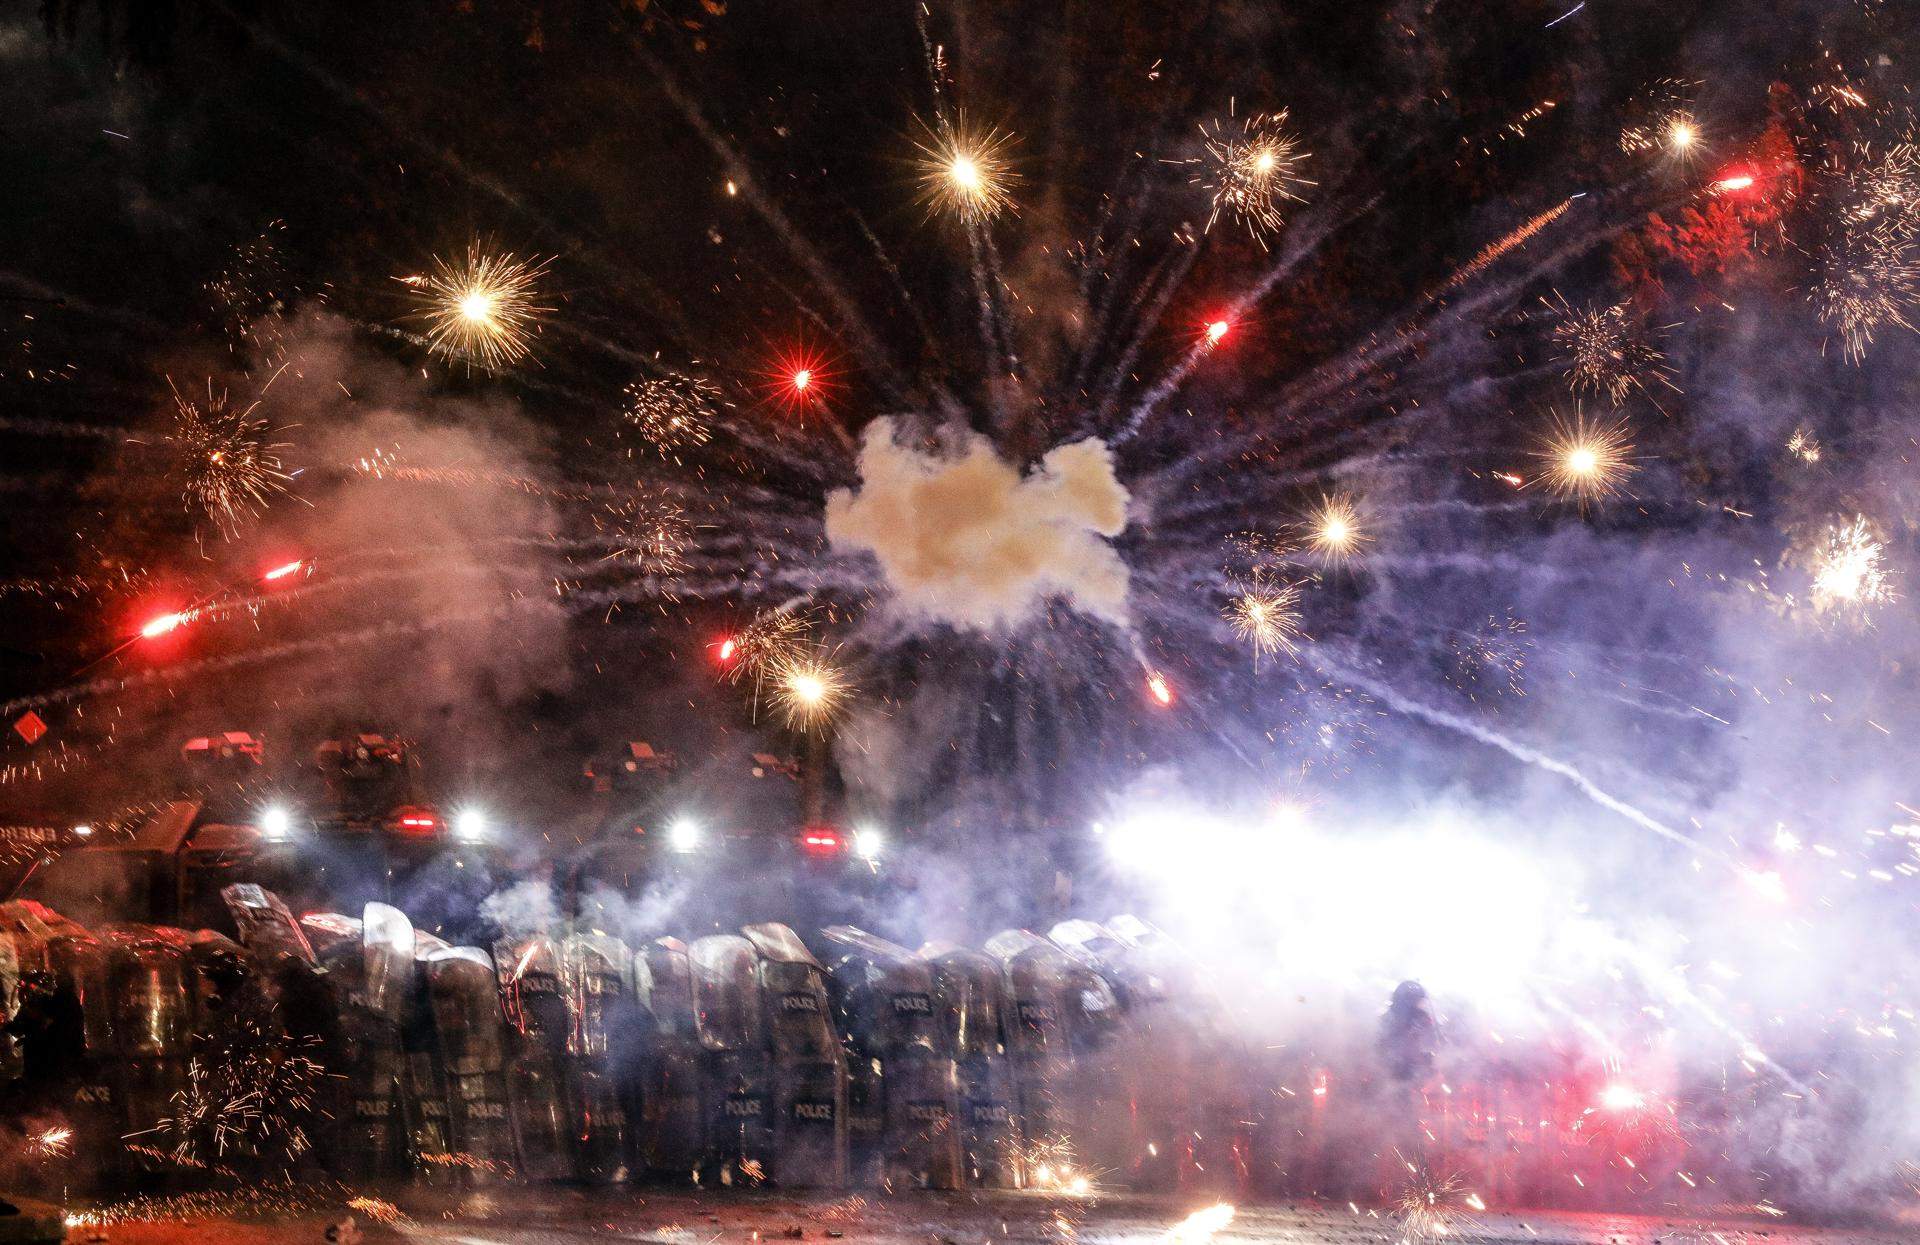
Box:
[560,931,632,1182]
[425,946,518,1180]
[924,944,1024,1187]
[820,926,960,1190]
[634,937,705,1180]
[220,884,317,968]
[983,930,1078,1180]
[309,911,410,1180]
[42,932,120,1176]
[101,929,195,1168]
[689,933,774,1184]
[743,923,848,1188]
[0,930,19,1089]
[493,934,575,1180]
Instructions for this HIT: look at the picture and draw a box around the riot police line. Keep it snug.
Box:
[0,890,1257,1195]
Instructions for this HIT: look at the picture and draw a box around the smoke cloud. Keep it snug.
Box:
[825,418,1132,631]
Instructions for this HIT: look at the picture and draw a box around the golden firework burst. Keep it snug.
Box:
[402,243,552,370]
[1194,107,1313,241]
[771,651,852,731]
[1224,574,1305,665]
[1533,411,1637,506]
[1304,494,1369,561]
[915,116,1019,223]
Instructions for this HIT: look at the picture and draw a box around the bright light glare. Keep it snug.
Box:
[260,805,292,839]
[669,817,702,853]
[454,808,488,842]
[854,825,885,860]
[72,824,94,838]
[1599,1084,1646,1112]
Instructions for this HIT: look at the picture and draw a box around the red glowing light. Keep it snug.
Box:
[1711,172,1755,194]
[1147,673,1174,706]
[717,637,737,662]
[800,828,844,853]
[262,559,305,582]
[141,610,191,639]
[1205,319,1231,346]
[792,368,812,392]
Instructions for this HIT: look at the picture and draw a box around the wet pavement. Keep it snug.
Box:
[45,1187,1919,1245]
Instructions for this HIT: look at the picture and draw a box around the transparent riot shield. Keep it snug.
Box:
[925,944,1024,1187]
[689,933,773,1184]
[100,929,194,1168]
[220,884,318,969]
[308,909,410,1180]
[635,937,705,1180]
[820,926,961,1189]
[560,930,632,1182]
[425,946,518,1180]
[983,929,1078,1180]
[742,923,847,1189]
[493,934,576,1181]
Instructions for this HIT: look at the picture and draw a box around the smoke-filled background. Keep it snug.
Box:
[4,0,1920,1217]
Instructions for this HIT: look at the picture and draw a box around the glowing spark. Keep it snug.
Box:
[166,379,292,534]
[262,559,304,581]
[1711,173,1755,194]
[1533,411,1636,506]
[403,243,551,370]
[717,637,737,663]
[30,1126,73,1157]
[1147,672,1174,706]
[1194,108,1313,242]
[1224,575,1305,665]
[1205,319,1232,347]
[772,652,851,731]
[1666,116,1699,151]
[1305,495,1369,561]
[1786,426,1821,463]
[1808,514,1898,616]
[792,368,812,393]
[142,610,192,638]
[1165,1204,1236,1245]
[916,118,1018,222]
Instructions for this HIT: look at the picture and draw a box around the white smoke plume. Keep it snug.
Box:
[824,417,1132,631]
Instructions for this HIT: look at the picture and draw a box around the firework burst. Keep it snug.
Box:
[1532,410,1637,506]
[720,608,812,688]
[623,370,724,459]
[1193,107,1312,242]
[165,379,293,534]
[1807,514,1899,617]
[1224,573,1305,666]
[401,243,551,370]
[1547,295,1675,405]
[915,116,1019,223]
[1392,1166,1485,1244]
[1786,425,1822,464]
[1618,79,1702,159]
[1304,495,1368,562]
[771,650,852,731]
[1810,219,1920,363]
[596,489,693,578]
[1450,613,1530,699]
[29,1124,73,1158]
